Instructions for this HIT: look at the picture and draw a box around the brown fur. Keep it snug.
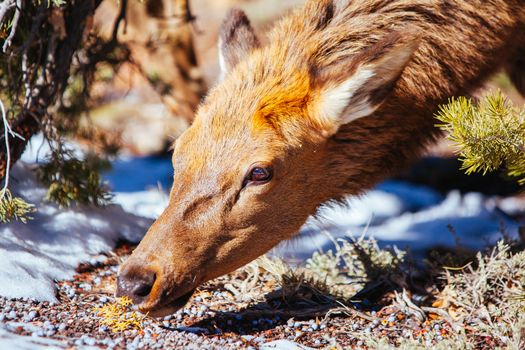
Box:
[118,0,525,316]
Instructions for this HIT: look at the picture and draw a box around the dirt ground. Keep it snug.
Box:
[2,238,517,350]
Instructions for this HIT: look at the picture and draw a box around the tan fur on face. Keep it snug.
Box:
[119,0,525,315]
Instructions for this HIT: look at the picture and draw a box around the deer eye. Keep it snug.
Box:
[243,164,273,187]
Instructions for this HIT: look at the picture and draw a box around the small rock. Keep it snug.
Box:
[24,310,38,322]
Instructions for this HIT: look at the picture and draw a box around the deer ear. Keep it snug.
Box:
[313,32,419,135]
[218,9,260,78]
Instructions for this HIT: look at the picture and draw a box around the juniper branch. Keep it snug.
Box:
[436,91,525,183]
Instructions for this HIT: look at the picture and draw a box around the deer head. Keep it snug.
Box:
[117,8,418,316]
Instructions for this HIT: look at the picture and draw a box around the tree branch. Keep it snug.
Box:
[0,0,16,26]
[0,98,24,201]
[2,0,21,53]
[0,0,100,181]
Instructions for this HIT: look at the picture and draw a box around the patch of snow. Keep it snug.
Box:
[497,196,525,216]
[20,134,84,164]
[261,339,314,350]
[0,135,170,302]
[0,163,152,301]
[0,327,70,350]
[112,191,168,219]
[273,184,520,260]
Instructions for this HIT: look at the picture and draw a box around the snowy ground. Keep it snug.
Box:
[275,181,521,262]
[1,135,523,348]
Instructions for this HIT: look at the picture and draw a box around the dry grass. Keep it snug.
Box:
[215,233,525,348]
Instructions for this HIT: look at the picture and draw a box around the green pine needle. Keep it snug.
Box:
[36,149,113,208]
[436,91,525,184]
[0,189,36,224]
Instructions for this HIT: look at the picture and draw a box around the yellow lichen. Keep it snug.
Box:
[94,296,146,333]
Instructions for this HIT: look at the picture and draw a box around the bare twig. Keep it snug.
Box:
[2,0,22,53]
[393,289,426,322]
[0,98,24,201]
[421,307,462,332]
[0,0,16,26]
[0,100,10,200]
[322,302,374,323]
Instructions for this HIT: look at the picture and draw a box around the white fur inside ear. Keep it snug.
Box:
[318,68,377,126]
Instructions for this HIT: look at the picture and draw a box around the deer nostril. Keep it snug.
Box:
[132,281,153,298]
[117,269,157,304]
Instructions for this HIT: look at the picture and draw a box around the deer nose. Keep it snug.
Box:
[116,268,157,305]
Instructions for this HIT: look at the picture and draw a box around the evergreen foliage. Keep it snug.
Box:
[0,189,35,224]
[0,0,131,221]
[36,149,113,208]
[436,92,525,184]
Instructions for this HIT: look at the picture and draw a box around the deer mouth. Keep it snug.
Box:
[141,289,195,317]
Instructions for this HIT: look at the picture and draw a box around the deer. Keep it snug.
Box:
[116,0,525,316]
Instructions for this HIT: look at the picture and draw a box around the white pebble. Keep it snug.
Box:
[24,311,37,322]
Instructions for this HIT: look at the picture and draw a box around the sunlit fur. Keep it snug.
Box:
[119,0,525,316]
